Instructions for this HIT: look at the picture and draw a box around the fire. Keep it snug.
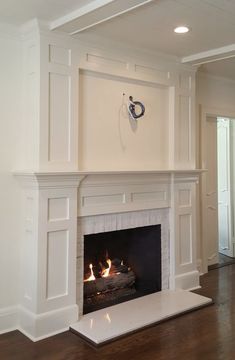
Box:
[102,259,112,278]
[84,263,96,282]
[84,259,112,282]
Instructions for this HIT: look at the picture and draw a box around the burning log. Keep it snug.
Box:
[84,270,135,298]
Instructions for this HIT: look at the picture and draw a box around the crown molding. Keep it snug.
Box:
[13,171,86,189]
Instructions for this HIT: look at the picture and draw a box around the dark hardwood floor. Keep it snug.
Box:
[2,264,235,360]
[208,253,235,271]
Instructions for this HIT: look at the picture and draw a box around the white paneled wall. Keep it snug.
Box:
[11,21,199,341]
[16,173,84,340]
[174,178,198,290]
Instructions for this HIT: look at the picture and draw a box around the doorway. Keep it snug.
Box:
[201,111,235,272]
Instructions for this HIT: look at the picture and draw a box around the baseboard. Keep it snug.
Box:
[208,253,218,266]
[174,270,200,291]
[18,304,78,341]
[196,259,204,275]
[0,306,18,334]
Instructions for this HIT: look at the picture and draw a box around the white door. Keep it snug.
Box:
[201,116,219,267]
[217,118,233,257]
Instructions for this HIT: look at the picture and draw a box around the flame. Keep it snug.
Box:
[102,259,112,278]
[84,263,96,282]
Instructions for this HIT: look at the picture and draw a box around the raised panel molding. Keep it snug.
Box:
[86,53,128,71]
[48,197,69,221]
[78,173,171,216]
[177,94,191,163]
[48,72,71,162]
[134,64,170,83]
[179,74,192,91]
[174,180,198,288]
[79,50,176,87]
[46,230,69,300]
[14,172,84,339]
[49,45,71,66]
[39,38,78,171]
[179,213,192,265]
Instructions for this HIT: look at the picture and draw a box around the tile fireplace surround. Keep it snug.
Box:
[15,170,212,342]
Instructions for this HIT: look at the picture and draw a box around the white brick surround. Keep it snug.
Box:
[77,208,170,314]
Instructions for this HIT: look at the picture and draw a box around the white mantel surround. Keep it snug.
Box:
[14,169,207,341]
[9,23,209,341]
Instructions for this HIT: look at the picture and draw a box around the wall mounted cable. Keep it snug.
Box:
[128,96,145,120]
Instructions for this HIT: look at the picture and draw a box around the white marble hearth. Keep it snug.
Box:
[71,290,212,345]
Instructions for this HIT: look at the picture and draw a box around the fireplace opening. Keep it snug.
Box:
[83,224,161,314]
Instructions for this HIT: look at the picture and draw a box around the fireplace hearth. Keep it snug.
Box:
[83,225,161,313]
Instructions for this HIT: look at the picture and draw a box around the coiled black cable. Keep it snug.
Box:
[128,96,145,119]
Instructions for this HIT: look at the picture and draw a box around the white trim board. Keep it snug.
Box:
[51,0,154,34]
[70,289,212,345]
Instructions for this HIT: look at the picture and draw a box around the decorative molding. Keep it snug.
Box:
[50,0,154,34]
[174,271,200,291]
[196,259,204,275]
[77,171,202,217]
[18,304,78,341]
[14,172,85,189]
[207,252,219,266]
[182,44,235,66]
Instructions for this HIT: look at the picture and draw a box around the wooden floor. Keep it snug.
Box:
[209,253,235,271]
[1,264,235,360]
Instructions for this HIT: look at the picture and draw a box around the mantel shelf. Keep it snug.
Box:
[13,169,206,176]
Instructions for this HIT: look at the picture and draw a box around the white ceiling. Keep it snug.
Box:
[199,58,235,81]
[0,0,94,25]
[79,0,235,58]
[1,0,235,79]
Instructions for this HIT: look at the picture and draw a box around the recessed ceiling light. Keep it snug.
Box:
[174,26,190,34]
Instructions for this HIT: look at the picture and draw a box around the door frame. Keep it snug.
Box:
[200,105,235,274]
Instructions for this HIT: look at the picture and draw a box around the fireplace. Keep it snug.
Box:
[83,225,161,313]
[15,169,206,342]
[77,208,170,317]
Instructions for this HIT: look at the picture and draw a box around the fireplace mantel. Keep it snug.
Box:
[13,168,203,340]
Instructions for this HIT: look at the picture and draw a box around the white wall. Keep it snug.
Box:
[196,72,235,271]
[0,30,22,316]
[79,71,169,170]
[196,72,235,112]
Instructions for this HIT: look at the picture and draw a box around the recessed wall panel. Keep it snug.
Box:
[49,73,71,162]
[46,230,69,299]
[179,74,191,90]
[131,191,166,202]
[79,71,169,170]
[179,190,191,207]
[178,95,191,162]
[48,197,69,221]
[86,54,127,70]
[179,214,192,265]
[49,45,71,66]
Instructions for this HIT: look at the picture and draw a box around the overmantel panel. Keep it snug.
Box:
[32,29,196,173]
[39,34,79,171]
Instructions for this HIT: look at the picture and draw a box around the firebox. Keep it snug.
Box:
[83,224,161,314]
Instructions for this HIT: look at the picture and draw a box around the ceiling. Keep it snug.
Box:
[79,0,235,58]
[0,0,94,25]
[198,57,235,81]
[1,0,235,79]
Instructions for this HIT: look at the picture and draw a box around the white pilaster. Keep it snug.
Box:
[172,173,200,290]
[15,172,84,340]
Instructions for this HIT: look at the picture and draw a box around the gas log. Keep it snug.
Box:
[84,270,135,298]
